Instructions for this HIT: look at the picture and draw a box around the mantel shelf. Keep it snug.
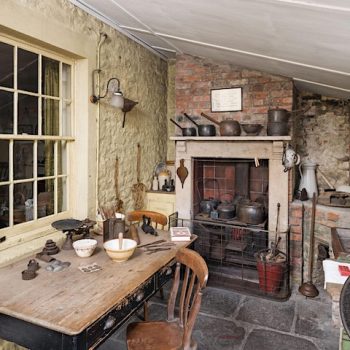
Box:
[170,136,291,141]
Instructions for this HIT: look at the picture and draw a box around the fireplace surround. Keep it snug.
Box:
[171,136,291,240]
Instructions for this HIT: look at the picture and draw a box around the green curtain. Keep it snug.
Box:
[43,60,59,214]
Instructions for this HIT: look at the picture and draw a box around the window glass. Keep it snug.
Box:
[18,48,38,93]
[0,91,13,134]
[38,179,54,218]
[42,56,59,97]
[38,140,54,177]
[42,98,59,135]
[14,141,33,180]
[0,186,9,228]
[58,177,67,213]
[18,94,38,135]
[14,182,33,224]
[0,141,9,182]
[58,141,67,175]
[62,63,71,99]
[0,42,14,88]
[62,101,71,136]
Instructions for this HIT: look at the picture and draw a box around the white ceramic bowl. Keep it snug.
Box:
[103,239,137,262]
[73,239,98,258]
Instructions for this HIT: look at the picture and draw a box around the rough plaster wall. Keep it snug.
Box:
[167,60,176,161]
[295,92,350,189]
[14,0,168,212]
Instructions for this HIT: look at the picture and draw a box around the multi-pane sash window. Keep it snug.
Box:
[0,37,74,229]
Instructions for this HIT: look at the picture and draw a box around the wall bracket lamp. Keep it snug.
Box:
[90,70,138,128]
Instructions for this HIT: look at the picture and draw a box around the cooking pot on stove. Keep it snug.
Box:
[237,200,266,225]
[200,198,220,214]
[217,202,235,219]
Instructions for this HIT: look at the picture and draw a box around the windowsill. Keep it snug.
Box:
[0,224,66,268]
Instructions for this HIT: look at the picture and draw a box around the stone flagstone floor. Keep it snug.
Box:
[99,284,340,350]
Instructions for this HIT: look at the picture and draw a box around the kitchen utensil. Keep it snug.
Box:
[237,200,266,225]
[73,239,97,258]
[183,113,216,136]
[271,203,280,257]
[158,170,171,190]
[282,143,301,172]
[268,108,290,123]
[137,239,166,248]
[299,193,319,297]
[299,161,318,198]
[241,123,263,135]
[176,159,188,189]
[131,143,147,210]
[118,232,123,250]
[267,122,289,136]
[201,112,241,136]
[217,202,235,219]
[128,224,141,245]
[170,118,197,136]
[103,238,137,262]
[200,198,221,214]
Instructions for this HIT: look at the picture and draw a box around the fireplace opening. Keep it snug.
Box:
[192,158,269,226]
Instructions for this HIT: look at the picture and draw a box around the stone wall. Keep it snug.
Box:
[294,92,350,190]
[174,54,294,132]
[13,0,168,213]
[289,200,350,284]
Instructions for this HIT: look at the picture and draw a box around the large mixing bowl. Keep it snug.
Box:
[103,238,137,262]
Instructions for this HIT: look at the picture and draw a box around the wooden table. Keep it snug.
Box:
[0,230,195,350]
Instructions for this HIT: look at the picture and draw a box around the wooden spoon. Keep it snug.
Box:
[118,232,123,250]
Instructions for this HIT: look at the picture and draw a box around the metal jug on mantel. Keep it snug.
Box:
[299,161,318,199]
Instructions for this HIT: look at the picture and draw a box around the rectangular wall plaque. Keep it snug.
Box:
[211,87,242,112]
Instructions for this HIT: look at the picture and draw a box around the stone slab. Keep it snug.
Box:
[236,297,295,332]
[244,329,318,350]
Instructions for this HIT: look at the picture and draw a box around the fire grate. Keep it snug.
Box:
[169,213,290,301]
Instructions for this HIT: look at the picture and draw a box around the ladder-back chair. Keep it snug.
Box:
[126,247,209,350]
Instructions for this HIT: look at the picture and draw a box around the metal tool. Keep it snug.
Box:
[137,239,166,248]
[146,248,171,255]
[299,193,319,297]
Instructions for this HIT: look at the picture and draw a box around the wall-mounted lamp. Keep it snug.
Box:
[90,70,138,128]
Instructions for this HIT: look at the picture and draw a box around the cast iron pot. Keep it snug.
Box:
[200,198,220,214]
[267,122,289,136]
[201,112,241,136]
[184,113,216,136]
[268,108,289,123]
[170,118,197,136]
[237,201,266,225]
[217,202,235,219]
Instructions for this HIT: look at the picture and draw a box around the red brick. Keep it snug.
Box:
[327,212,339,222]
[290,224,302,234]
[289,216,301,226]
[291,232,302,241]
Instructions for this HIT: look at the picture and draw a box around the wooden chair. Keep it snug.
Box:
[126,247,209,350]
[127,210,167,229]
[127,210,168,320]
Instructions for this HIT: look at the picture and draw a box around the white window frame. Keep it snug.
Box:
[0,35,75,237]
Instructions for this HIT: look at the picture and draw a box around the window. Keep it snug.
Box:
[0,37,74,230]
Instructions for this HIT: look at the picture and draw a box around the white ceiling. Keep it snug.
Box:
[71,0,350,98]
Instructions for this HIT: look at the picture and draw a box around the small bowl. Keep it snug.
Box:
[241,124,263,135]
[103,239,137,262]
[73,239,97,258]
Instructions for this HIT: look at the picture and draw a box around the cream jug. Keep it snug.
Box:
[299,161,318,198]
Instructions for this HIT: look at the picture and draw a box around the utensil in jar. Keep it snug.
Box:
[183,113,216,136]
[170,118,197,136]
[201,112,241,136]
